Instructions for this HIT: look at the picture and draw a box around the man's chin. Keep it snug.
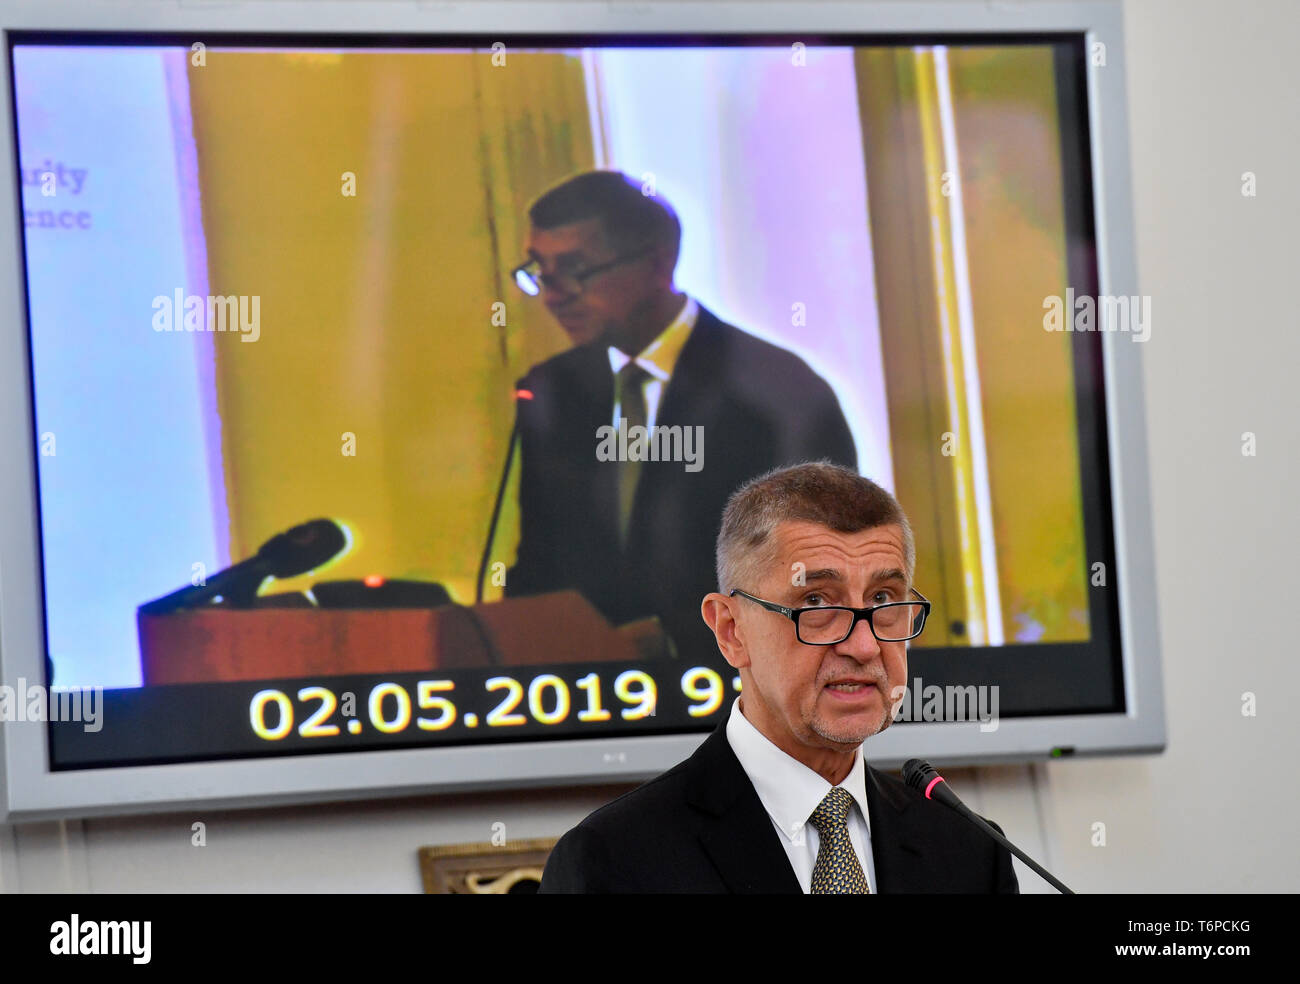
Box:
[811,706,890,745]
[561,326,596,346]
[552,313,595,345]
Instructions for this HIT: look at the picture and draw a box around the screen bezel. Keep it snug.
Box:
[0,0,1164,821]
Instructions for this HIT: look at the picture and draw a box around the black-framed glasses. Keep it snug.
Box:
[511,247,653,297]
[729,587,931,645]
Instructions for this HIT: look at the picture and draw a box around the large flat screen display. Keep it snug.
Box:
[0,2,1163,819]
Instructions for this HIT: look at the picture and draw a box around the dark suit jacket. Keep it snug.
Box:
[505,304,857,663]
[538,721,1020,893]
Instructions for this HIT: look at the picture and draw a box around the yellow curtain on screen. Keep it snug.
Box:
[856,45,1089,646]
[188,49,594,602]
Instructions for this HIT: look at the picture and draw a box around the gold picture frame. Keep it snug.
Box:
[418,837,558,894]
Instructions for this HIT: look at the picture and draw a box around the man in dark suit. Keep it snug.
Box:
[539,462,1019,893]
[505,171,856,664]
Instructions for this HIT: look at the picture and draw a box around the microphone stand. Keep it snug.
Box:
[476,399,523,604]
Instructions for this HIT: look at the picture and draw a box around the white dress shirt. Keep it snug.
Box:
[607,294,699,431]
[725,696,877,893]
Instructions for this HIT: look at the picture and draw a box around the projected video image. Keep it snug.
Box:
[13,39,1111,767]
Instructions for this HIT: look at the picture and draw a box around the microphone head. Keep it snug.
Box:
[902,758,941,793]
[255,519,347,578]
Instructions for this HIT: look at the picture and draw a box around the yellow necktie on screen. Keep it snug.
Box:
[808,786,871,894]
[615,360,650,544]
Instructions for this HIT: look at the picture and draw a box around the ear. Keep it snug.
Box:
[649,245,677,287]
[701,593,749,670]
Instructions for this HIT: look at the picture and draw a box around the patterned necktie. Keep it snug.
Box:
[807,786,871,894]
[614,360,650,544]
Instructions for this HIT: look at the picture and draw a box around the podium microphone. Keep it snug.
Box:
[476,387,531,603]
[140,518,347,614]
[902,758,1076,894]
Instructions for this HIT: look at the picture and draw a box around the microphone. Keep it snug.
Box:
[476,387,532,603]
[902,758,1075,894]
[140,518,347,615]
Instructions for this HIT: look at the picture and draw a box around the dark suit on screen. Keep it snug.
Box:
[505,303,857,663]
[537,719,1020,893]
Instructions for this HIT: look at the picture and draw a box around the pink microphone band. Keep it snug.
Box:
[924,776,945,800]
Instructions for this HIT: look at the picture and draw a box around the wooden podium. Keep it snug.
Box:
[139,590,670,685]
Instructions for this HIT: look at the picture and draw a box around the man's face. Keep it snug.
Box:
[524,218,664,348]
[726,519,911,754]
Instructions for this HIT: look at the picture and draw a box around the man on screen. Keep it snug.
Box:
[504,171,857,663]
[539,462,1019,893]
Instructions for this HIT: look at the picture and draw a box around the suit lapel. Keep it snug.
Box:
[682,721,949,893]
[654,305,729,432]
[548,342,619,540]
[684,723,802,894]
[624,307,730,553]
[865,764,939,893]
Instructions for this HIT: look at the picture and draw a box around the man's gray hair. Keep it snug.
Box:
[715,461,915,594]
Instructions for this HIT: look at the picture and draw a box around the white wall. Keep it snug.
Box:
[3,0,1297,893]
[1029,0,1300,892]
